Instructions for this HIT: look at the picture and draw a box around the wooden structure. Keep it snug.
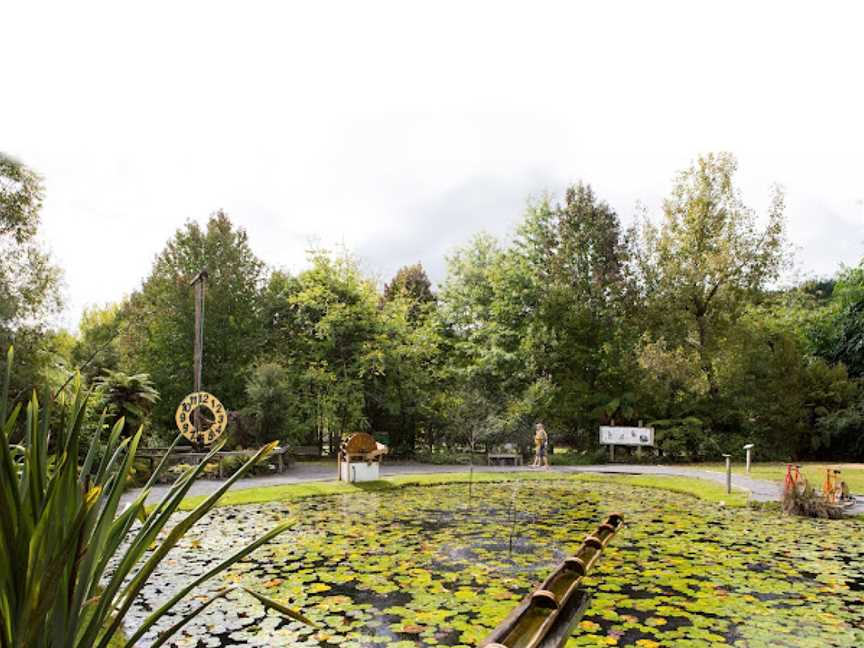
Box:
[479,513,624,648]
[191,270,207,393]
[137,445,292,478]
[292,445,322,458]
[191,270,208,439]
[151,266,284,476]
[488,452,523,466]
[175,391,228,445]
[172,269,230,449]
[337,432,388,482]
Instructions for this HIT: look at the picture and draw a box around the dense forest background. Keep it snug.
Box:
[3,151,863,460]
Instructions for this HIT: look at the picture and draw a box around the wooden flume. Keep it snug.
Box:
[479,513,624,648]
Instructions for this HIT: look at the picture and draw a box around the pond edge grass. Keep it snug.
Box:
[174,470,751,512]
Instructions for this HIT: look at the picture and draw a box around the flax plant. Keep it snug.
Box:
[0,348,309,648]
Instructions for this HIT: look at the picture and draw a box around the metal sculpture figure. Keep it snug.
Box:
[784,464,802,494]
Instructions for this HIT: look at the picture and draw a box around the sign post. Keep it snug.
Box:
[599,426,654,463]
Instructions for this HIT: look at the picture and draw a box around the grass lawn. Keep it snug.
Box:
[177,470,749,511]
[684,461,864,494]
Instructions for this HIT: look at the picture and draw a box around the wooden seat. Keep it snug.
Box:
[135,445,292,477]
[487,452,523,466]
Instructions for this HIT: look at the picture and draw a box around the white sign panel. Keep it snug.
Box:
[599,426,654,447]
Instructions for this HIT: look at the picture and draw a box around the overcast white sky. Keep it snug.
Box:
[2,1,862,329]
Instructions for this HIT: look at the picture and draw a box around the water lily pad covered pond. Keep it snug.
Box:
[130,480,864,647]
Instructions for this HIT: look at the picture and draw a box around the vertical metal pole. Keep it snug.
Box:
[746,448,751,474]
[609,419,615,463]
[723,454,732,494]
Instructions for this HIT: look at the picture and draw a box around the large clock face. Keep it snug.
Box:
[175,391,227,445]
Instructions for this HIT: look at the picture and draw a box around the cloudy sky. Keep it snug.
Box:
[2,1,862,328]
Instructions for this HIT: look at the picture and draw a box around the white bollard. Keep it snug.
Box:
[722,454,732,494]
[743,443,754,474]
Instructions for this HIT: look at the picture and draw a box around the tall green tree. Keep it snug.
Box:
[368,292,444,454]
[814,264,864,378]
[260,251,381,451]
[438,233,541,451]
[117,212,265,429]
[0,153,63,396]
[712,305,856,458]
[244,362,304,445]
[802,263,864,457]
[71,302,123,382]
[383,263,436,317]
[515,183,638,444]
[633,153,786,402]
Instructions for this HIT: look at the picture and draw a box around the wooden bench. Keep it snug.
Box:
[136,445,292,478]
[136,446,192,473]
[291,444,322,459]
[487,452,523,466]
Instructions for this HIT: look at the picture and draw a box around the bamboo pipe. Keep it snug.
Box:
[479,513,624,648]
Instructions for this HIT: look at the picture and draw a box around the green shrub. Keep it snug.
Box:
[651,417,720,461]
[414,449,482,465]
[0,348,310,648]
[549,449,608,466]
[244,362,301,445]
[94,369,159,436]
[219,454,246,475]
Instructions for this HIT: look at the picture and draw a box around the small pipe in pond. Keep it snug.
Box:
[507,483,521,557]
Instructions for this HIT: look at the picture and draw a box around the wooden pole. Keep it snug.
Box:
[192,269,207,393]
[191,269,208,446]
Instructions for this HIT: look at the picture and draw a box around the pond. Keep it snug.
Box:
[128,480,864,647]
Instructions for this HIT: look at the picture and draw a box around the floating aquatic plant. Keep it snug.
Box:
[125,479,864,647]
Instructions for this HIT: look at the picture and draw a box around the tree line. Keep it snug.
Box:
[3,151,863,460]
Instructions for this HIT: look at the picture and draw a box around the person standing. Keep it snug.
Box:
[532,422,550,469]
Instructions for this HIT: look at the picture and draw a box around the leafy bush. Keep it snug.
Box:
[0,348,309,648]
[651,417,719,461]
[219,453,246,475]
[94,369,159,435]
